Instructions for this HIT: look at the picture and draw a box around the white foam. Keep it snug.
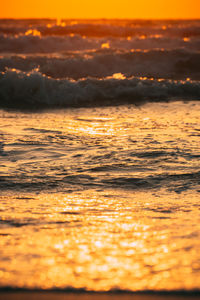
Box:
[1,49,199,80]
[0,68,200,109]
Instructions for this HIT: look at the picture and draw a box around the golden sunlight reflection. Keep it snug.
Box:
[112,73,126,80]
[139,35,146,40]
[183,37,191,42]
[101,42,110,49]
[0,189,200,291]
[0,103,200,291]
[56,19,66,27]
[25,29,41,36]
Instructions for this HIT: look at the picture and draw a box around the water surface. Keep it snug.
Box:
[0,102,200,291]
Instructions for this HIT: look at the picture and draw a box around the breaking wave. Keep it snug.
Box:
[0,68,200,109]
[1,19,200,38]
[1,19,200,110]
[1,34,200,53]
[1,49,200,80]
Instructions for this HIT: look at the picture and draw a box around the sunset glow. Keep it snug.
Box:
[1,104,200,291]
[1,0,200,19]
[1,0,200,294]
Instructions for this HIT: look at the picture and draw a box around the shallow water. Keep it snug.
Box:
[1,102,200,193]
[0,102,200,291]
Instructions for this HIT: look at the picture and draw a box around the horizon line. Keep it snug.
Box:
[1,17,200,20]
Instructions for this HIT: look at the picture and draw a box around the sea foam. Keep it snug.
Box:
[1,49,200,80]
[0,68,200,109]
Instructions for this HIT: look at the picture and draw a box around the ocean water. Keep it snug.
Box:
[0,19,200,292]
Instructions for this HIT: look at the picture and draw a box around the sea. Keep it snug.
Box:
[0,18,200,293]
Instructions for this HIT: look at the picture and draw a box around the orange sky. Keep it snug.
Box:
[0,0,200,19]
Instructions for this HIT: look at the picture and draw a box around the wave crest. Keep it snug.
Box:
[1,49,200,80]
[0,68,200,109]
[1,34,200,53]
